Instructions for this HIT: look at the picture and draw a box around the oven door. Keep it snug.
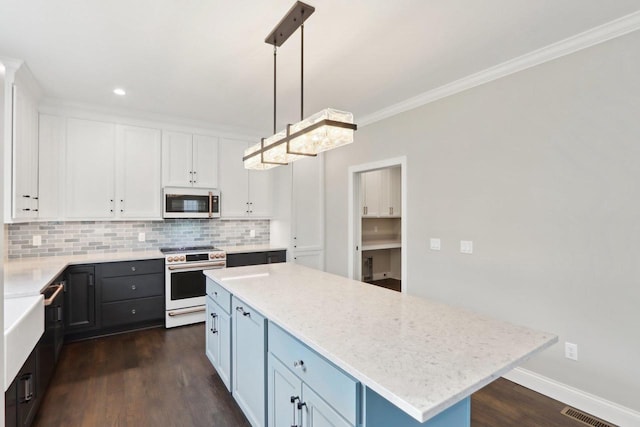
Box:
[165,262,225,311]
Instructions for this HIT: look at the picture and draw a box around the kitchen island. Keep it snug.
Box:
[204,262,557,426]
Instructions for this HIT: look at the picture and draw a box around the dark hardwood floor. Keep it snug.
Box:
[366,278,402,292]
[34,324,592,427]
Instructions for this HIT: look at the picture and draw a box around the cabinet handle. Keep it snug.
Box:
[389,207,392,215]
[290,396,300,427]
[131,266,136,272]
[297,401,307,424]
[189,171,193,183]
[193,170,197,183]
[33,209,38,212]
[56,305,63,322]
[131,309,136,315]
[21,374,34,402]
[210,313,218,334]
[131,284,136,290]
[22,195,31,198]
[235,306,251,317]
[33,196,38,200]
[22,208,31,211]
[293,360,305,369]
[89,274,94,287]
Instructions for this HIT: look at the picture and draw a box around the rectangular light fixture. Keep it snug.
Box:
[243,108,356,169]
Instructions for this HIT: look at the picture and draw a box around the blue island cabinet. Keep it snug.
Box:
[232,295,267,427]
[205,279,232,391]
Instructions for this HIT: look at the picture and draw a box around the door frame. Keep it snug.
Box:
[347,156,407,292]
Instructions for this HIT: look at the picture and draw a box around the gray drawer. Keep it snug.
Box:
[206,278,231,314]
[268,322,359,425]
[100,259,164,278]
[102,296,164,328]
[102,273,164,302]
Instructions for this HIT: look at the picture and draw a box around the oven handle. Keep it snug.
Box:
[167,307,206,317]
[167,262,226,271]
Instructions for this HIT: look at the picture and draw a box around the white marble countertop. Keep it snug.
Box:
[4,250,163,298]
[205,263,557,423]
[219,244,287,254]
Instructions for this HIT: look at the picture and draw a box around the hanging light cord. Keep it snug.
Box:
[273,45,277,134]
[300,24,304,121]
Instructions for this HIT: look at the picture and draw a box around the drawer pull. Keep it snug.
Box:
[210,313,218,334]
[236,306,251,317]
[214,291,218,297]
[131,284,137,290]
[293,360,305,369]
[131,309,136,315]
[290,396,300,426]
[131,266,136,272]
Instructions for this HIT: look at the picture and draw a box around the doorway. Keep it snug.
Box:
[348,157,407,292]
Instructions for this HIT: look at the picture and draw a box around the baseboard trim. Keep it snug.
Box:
[359,11,640,127]
[503,368,640,427]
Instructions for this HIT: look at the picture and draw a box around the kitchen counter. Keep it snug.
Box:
[218,244,287,254]
[205,263,557,423]
[4,250,163,298]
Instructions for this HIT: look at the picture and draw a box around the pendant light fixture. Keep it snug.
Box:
[244,1,357,170]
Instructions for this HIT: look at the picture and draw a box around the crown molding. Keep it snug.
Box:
[358,10,640,127]
[39,98,264,140]
[0,56,24,72]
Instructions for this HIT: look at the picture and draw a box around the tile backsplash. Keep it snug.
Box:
[7,219,269,259]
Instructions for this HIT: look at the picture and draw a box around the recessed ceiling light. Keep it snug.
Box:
[113,88,126,96]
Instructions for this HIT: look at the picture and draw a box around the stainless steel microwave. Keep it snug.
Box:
[163,187,221,219]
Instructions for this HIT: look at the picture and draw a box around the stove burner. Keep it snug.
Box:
[159,245,220,254]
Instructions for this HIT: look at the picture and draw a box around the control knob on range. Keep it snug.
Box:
[179,255,185,261]
[210,253,215,259]
[167,257,174,262]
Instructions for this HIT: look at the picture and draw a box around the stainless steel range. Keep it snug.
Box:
[161,245,226,328]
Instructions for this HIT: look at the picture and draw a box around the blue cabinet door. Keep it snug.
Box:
[217,308,231,391]
[301,383,353,427]
[268,354,303,427]
[232,296,266,427]
[205,296,219,368]
[206,295,232,391]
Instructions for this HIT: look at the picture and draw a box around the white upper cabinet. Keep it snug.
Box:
[292,156,323,252]
[66,119,162,220]
[193,135,219,188]
[218,138,272,218]
[361,167,401,218]
[116,125,162,219]
[12,82,40,220]
[37,114,65,220]
[162,131,218,188]
[66,118,117,219]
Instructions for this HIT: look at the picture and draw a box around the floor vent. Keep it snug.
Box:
[560,407,617,427]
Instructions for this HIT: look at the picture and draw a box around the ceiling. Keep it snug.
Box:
[1,1,639,135]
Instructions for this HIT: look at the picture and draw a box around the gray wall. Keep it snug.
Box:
[324,31,640,410]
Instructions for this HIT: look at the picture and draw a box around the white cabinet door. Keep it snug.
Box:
[387,166,401,217]
[192,135,219,188]
[292,156,322,252]
[116,125,162,219]
[268,354,303,427]
[293,251,324,271]
[362,170,381,217]
[219,138,249,217]
[12,84,40,219]
[66,118,116,219]
[162,131,193,187]
[38,115,65,219]
[249,169,272,218]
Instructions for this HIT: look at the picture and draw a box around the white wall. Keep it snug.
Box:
[0,62,6,422]
[325,30,640,412]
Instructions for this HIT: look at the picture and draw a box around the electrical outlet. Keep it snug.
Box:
[374,226,379,233]
[250,229,256,238]
[138,232,145,242]
[565,342,578,361]
[430,238,441,251]
[460,240,473,254]
[32,235,42,246]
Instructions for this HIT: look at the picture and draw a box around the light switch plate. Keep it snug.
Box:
[250,229,256,238]
[138,232,145,242]
[429,238,441,251]
[460,240,473,254]
[32,235,42,246]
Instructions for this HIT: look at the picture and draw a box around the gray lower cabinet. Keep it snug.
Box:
[64,259,165,341]
[232,295,266,427]
[226,250,286,267]
[5,347,38,427]
[99,260,164,330]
